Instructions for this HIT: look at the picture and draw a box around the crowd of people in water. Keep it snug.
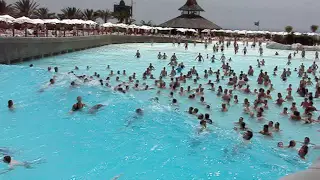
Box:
[4,38,320,172]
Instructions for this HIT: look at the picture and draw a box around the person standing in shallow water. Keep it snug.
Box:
[71,96,85,112]
[301,49,305,58]
[135,50,141,58]
[195,53,204,62]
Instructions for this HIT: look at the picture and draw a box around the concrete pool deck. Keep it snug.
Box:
[0,35,178,64]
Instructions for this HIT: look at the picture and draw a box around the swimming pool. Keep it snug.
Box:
[0,42,319,179]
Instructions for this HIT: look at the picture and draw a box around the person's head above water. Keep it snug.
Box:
[298,145,309,159]
[8,100,13,108]
[288,140,296,148]
[136,108,143,115]
[3,156,11,164]
[200,120,207,128]
[304,137,310,145]
[243,131,253,140]
[240,122,246,129]
[77,96,82,103]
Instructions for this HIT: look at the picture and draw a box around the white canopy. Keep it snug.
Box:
[30,19,44,24]
[43,19,61,24]
[187,29,197,33]
[84,20,97,25]
[102,22,114,27]
[306,32,318,36]
[113,23,128,28]
[0,15,15,23]
[201,29,210,33]
[157,27,173,31]
[176,28,187,32]
[71,19,85,25]
[237,30,247,34]
[60,19,73,24]
[127,24,139,29]
[14,16,33,24]
[59,19,85,25]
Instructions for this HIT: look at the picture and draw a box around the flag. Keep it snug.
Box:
[254,21,260,27]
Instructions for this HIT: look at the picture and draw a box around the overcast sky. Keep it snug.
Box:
[7,0,320,31]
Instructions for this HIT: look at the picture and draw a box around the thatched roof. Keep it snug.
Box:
[178,0,204,12]
[159,14,221,30]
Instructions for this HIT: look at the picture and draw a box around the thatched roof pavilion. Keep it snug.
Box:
[159,0,221,30]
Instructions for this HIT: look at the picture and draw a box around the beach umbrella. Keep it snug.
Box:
[0,15,15,23]
[246,30,254,34]
[14,16,33,24]
[154,27,163,30]
[84,20,97,25]
[306,32,317,36]
[224,30,233,33]
[114,23,128,28]
[43,19,61,24]
[162,27,173,31]
[187,29,197,33]
[201,29,210,33]
[237,30,247,34]
[0,18,13,23]
[176,28,187,32]
[254,31,262,34]
[102,22,114,27]
[71,19,85,25]
[139,25,150,30]
[30,19,44,24]
[60,19,73,24]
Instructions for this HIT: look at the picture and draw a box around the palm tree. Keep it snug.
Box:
[96,9,112,23]
[58,7,82,19]
[310,25,318,33]
[34,7,55,19]
[140,20,153,26]
[112,11,130,24]
[284,26,294,44]
[82,9,97,21]
[310,25,318,45]
[14,0,39,17]
[0,0,14,15]
[285,26,293,34]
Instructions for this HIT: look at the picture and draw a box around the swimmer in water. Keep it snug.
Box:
[259,124,272,136]
[135,50,141,58]
[242,130,253,141]
[0,156,45,174]
[39,78,56,92]
[298,145,308,159]
[126,108,143,127]
[88,104,104,114]
[198,120,207,133]
[195,53,204,62]
[71,96,85,112]
[2,156,30,170]
[8,100,14,109]
[112,174,123,180]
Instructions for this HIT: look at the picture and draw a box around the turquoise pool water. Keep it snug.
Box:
[1,43,319,180]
